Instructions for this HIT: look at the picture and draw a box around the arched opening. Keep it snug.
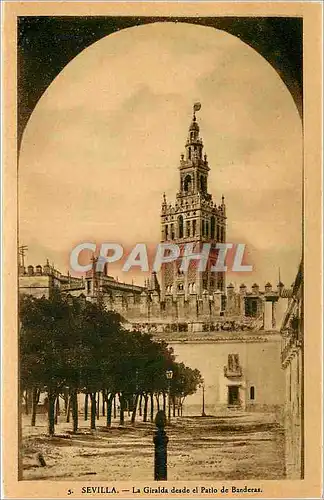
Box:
[184,174,192,193]
[178,215,184,239]
[250,386,255,400]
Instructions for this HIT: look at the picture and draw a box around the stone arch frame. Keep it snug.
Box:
[18,17,302,149]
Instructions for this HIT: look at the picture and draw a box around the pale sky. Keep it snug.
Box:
[19,22,302,289]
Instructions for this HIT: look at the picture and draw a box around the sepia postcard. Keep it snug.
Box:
[1,1,323,499]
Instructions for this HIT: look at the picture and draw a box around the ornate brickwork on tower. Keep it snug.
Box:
[160,104,226,301]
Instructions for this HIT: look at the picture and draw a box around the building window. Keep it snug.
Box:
[184,174,192,193]
[250,386,255,400]
[178,215,183,239]
[188,148,191,160]
[245,298,258,317]
[186,220,191,237]
[171,224,175,240]
[211,216,216,239]
[165,224,169,240]
[200,175,205,192]
[192,219,196,236]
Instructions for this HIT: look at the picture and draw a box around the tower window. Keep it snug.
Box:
[216,225,220,241]
[178,215,184,239]
[186,220,191,237]
[202,220,205,237]
[205,221,209,238]
[192,219,196,236]
[250,386,255,400]
[165,225,169,240]
[171,224,175,240]
[184,174,192,193]
[188,148,191,160]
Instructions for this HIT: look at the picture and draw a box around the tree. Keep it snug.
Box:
[170,363,203,416]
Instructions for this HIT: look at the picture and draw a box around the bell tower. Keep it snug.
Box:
[160,103,226,300]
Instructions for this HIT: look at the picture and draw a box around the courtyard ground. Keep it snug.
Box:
[21,411,285,481]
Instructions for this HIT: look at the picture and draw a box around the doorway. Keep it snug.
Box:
[228,385,240,406]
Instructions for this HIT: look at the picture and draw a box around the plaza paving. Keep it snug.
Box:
[21,411,285,481]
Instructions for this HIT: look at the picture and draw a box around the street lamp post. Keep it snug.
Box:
[201,383,206,417]
[166,370,173,423]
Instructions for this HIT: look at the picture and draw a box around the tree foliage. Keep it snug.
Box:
[19,293,202,434]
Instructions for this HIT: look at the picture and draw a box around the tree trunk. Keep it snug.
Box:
[71,391,78,433]
[24,389,30,415]
[155,394,160,411]
[84,393,89,421]
[102,390,106,416]
[113,396,117,419]
[150,393,154,422]
[143,394,149,422]
[31,387,39,427]
[162,393,166,412]
[63,388,69,413]
[96,392,100,420]
[90,392,96,430]
[54,396,60,424]
[131,393,140,424]
[106,393,114,428]
[139,394,143,416]
[48,391,56,436]
[119,394,125,426]
[66,395,71,423]
[172,396,176,417]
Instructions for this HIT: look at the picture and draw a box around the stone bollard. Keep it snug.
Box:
[153,410,168,481]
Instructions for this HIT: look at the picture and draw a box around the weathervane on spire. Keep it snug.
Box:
[193,102,201,119]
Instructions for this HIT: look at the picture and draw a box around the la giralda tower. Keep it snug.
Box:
[160,103,227,301]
